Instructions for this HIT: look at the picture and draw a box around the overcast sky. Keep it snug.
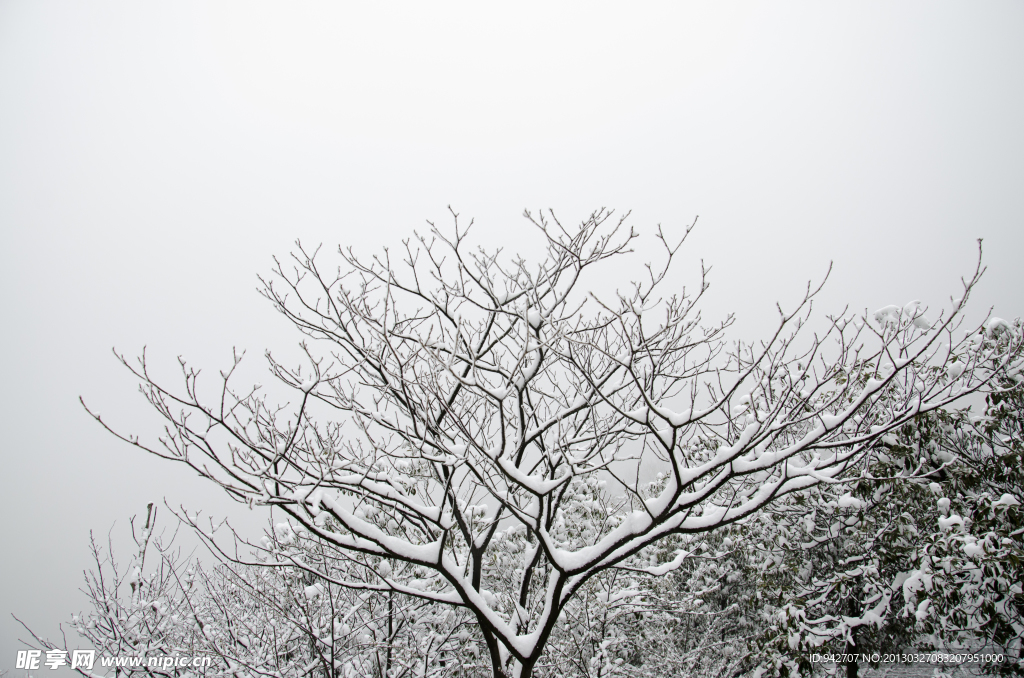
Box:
[2,1,1023,671]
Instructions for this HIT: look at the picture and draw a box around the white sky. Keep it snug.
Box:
[2,1,1023,671]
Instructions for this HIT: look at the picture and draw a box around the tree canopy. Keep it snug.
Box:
[53,210,1023,678]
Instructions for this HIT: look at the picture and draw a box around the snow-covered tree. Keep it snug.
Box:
[87,210,1020,678]
[901,326,1024,676]
[743,440,936,678]
[725,319,1024,677]
[20,504,482,677]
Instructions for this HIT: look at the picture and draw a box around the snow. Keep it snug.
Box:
[527,308,543,328]
[901,569,933,604]
[318,494,445,563]
[325,474,442,522]
[938,514,964,531]
[859,608,885,628]
[275,522,296,544]
[497,455,571,496]
[962,540,985,558]
[642,549,693,576]
[650,404,692,427]
[872,305,901,326]
[543,510,655,573]
[820,414,841,429]
[986,317,1010,336]
[946,362,964,380]
[837,494,865,510]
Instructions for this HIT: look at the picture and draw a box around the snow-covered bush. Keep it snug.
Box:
[720,323,1023,678]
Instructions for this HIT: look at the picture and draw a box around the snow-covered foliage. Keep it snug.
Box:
[901,341,1024,675]
[80,212,1020,678]
[706,323,1024,677]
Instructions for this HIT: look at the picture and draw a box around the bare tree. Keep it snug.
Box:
[19,504,479,678]
[87,209,1020,678]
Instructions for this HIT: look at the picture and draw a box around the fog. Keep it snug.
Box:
[2,2,1023,672]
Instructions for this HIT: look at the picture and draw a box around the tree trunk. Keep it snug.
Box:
[480,628,536,678]
[844,590,860,678]
[386,591,393,678]
[490,656,536,678]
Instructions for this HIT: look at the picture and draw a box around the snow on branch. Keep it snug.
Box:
[94,214,1021,678]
